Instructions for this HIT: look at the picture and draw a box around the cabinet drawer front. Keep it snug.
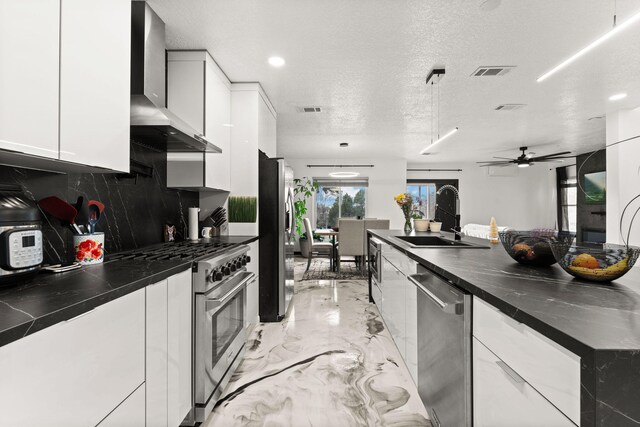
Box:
[473,298,580,425]
[473,338,576,427]
[0,289,145,426]
[382,247,417,275]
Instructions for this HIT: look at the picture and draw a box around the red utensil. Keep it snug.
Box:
[38,196,83,235]
[88,200,105,213]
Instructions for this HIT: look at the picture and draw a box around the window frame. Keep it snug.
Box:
[313,179,368,228]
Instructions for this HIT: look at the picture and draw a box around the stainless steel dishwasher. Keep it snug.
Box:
[408,265,472,427]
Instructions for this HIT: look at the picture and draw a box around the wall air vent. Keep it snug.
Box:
[297,106,323,113]
[471,66,515,77]
[494,104,525,111]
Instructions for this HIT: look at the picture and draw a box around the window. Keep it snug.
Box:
[406,183,437,220]
[315,179,367,228]
[557,165,577,233]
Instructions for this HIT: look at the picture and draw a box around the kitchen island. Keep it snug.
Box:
[369,229,640,427]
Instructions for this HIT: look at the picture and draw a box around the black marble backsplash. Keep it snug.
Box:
[0,143,198,264]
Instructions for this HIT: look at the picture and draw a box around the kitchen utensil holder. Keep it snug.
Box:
[73,232,105,265]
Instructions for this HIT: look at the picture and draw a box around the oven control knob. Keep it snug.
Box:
[228,262,237,273]
[210,269,223,282]
[222,266,231,275]
[234,259,243,269]
[240,256,247,266]
[245,255,251,263]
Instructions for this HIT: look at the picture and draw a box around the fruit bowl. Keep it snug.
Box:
[499,230,574,267]
[549,242,640,282]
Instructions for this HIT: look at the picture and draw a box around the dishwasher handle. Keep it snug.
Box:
[408,274,464,315]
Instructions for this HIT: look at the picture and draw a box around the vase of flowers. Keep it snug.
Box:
[394,193,415,233]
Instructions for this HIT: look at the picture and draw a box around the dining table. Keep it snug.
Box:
[314,228,339,271]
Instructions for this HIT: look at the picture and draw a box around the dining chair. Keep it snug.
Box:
[337,219,365,272]
[303,218,334,273]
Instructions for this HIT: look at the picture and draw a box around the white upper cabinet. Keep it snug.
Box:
[167,50,231,191]
[0,0,60,159]
[59,0,130,172]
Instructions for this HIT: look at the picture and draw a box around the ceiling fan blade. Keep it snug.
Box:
[479,162,513,167]
[492,156,515,161]
[530,151,572,160]
[476,160,513,164]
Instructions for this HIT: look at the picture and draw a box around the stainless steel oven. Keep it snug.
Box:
[188,245,255,424]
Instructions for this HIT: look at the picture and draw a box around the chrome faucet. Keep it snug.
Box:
[436,185,462,241]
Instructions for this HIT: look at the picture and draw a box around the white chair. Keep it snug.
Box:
[337,219,366,271]
[304,218,335,272]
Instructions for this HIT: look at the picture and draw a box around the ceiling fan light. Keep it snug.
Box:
[517,162,530,168]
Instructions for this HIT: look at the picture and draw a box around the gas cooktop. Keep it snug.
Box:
[106,241,237,262]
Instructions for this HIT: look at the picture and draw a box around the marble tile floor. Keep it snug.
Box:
[204,271,431,426]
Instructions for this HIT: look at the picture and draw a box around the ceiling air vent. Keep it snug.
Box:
[472,66,515,77]
[494,104,525,111]
[297,106,323,113]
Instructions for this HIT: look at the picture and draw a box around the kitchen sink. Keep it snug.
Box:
[392,235,489,248]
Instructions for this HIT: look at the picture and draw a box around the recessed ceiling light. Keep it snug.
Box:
[609,93,628,101]
[537,8,640,82]
[329,171,359,178]
[268,56,285,67]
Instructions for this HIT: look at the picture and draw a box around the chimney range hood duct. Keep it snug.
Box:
[130,2,221,153]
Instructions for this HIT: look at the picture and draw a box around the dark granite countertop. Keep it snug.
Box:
[369,229,640,426]
[0,235,258,348]
[370,229,640,355]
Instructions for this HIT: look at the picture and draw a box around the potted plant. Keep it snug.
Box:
[413,211,430,232]
[228,196,257,223]
[293,178,319,258]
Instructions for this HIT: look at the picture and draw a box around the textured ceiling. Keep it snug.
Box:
[148,0,640,163]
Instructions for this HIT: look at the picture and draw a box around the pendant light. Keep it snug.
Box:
[537,4,640,82]
[420,68,459,154]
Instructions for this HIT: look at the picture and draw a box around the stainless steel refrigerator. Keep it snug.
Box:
[258,151,295,322]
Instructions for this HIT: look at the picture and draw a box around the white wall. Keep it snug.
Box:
[406,163,557,230]
[606,108,640,245]
[286,157,556,233]
[287,158,408,230]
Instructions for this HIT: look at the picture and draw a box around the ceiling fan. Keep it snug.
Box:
[477,146,573,168]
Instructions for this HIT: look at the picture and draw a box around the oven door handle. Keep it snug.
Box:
[205,272,255,312]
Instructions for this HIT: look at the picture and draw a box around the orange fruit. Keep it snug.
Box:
[572,253,600,269]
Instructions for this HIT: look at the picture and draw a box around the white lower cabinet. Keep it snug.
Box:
[404,280,418,383]
[146,269,192,427]
[167,270,193,426]
[98,384,146,427]
[474,298,580,425]
[0,288,145,427]
[473,337,576,427]
[146,279,169,427]
[381,253,407,358]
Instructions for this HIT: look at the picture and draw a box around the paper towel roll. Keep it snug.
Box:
[188,207,200,240]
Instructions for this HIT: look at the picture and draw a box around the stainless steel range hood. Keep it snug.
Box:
[130,2,221,153]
